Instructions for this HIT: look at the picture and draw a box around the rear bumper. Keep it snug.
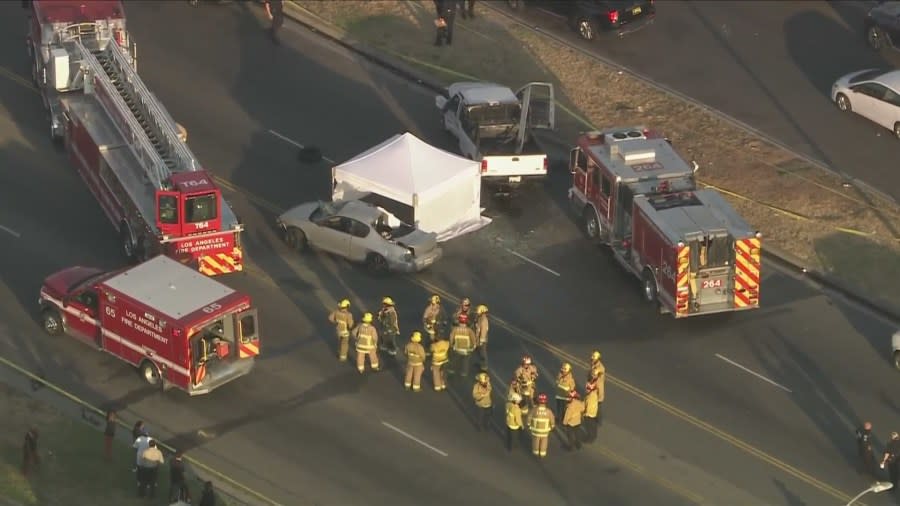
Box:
[188,357,255,396]
[390,248,443,273]
[482,173,546,190]
[606,11,655,38]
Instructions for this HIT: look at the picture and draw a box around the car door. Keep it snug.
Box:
[310,215,352,257]
[442,94,463,138]
[850,82,885,125]
[65,289,101,345]
[347,219,375,262]
[515,82,556,153]
[880,86,900,130]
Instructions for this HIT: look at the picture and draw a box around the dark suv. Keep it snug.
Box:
[865,1,900,51]
[507,0,655,41]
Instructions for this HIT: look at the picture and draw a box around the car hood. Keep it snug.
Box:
[393,229,438,254]
[43,266,105,298]
[278,202,319,225]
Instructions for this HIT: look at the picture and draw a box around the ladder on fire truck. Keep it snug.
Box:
[70,36,200,190]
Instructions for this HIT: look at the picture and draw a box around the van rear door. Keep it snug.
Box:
[234,308,260,358]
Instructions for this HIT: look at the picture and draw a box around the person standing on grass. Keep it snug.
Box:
[433,0,457,47]
[22,427,39,477]
[168,451,189,503]
[131,420,145,442]
[263,0,284,42]
[199,480,217,506]
[103,410,117,461]
[132,428,151,472]
[137,439,164,498]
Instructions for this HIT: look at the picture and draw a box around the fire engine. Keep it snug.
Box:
[568,127,761,317]
[38,255,260,395]
[26,0,244,276]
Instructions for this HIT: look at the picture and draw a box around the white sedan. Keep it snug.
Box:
[832,68,900,139]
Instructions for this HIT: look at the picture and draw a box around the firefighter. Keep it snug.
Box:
[528,393,555,458]
[855,421,876,478]
[352,313,380,374]
[588,350,603,379]
[472,372,493,432]
[474,304,490,371]
[430,334,450,391]
[505,392,524,452]
[378,297,400,356]
[404,332,427,392]
[328,299,354,362]
[594,361,606,426]
[555,363,576,422]
[881,431,900,488]
[583,371,600,443]
[453,297,472,326]
[449,314,477,378]
[422,295,446,346]
[514,356,538,415]
[563,390,585,451]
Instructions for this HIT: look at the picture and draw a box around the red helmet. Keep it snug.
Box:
[458,313,469,324]
[537,393,548,404]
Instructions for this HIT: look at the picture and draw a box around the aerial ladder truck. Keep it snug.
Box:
[27,0,243,276]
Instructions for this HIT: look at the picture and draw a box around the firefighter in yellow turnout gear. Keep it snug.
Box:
[352,312,380,373]
[430,335,450,391]
[591,351,607,426]
[453,297,472,326]
[506,392,524,452]
[449,314,476,378]
[528,393,555,458]
[422,295,446,345]
[404,332,426,391]
[472,372,492,432]
[327,299,354,361]
[514,356,538,415]
[555,363,576,422]
[378,297,400,356]
[474,304,489,371]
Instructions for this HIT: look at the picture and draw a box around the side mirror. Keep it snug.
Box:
[435,95,447,110]
[691,160,700,174]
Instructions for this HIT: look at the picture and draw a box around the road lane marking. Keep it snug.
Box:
[504,248,560,277]
[0,225,21,238]
[715,353,792,393]
[0,66,37,93]
[267,129,337,164]
[212,174,853,503]
[381,421,448,457]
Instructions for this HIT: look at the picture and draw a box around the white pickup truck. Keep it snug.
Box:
[436,82,556,194]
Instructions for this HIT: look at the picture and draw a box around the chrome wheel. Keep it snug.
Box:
[836,94,851,112]
[578,19,595,40]
[867,26,883,51]
[140,361,161,386]
[42,310,62,336]
[583,209,599,239]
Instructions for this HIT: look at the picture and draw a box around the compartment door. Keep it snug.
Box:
[235,308,260,358]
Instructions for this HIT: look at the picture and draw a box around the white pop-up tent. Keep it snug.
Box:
[332,132,490,242]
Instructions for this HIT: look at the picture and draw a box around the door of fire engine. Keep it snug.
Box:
[65,288,101,346]
[612,183,634,240]
[688,234,732,308]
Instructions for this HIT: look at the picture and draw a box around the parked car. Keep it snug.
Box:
[864,1,900,51]
[892,329,899,370]
[831,68,900,139]
[506,0,655,41]
[276,200,442,274]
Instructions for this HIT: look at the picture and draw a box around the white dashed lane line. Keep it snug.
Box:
[715,353,792,393]
[267,129,337,164]
[381,421,449,457]
[0,225,21,238]
[504,248,561,277]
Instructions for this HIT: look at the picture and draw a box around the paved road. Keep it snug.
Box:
[502,0,900,201]
[0,2,898,505]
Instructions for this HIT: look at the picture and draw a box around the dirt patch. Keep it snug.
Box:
[289,0,900,312]
[0,383,220,506]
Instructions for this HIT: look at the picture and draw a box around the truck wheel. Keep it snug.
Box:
[120,223,136,261]
[139,360,161,386]
[285,227,308,252]
[893,351,900,371]
[867,26,885,51]
[582,208,600,241]
[41,309,63,336]
[642,269,658,304]
[366,253,388,275]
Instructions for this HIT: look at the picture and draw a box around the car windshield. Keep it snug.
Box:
[849,69,888,84]
[310,200,341,221]
[468,103,520,126]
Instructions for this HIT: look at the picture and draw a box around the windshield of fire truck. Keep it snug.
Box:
[184,193,217,223]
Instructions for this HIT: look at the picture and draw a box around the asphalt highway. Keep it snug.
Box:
[0,2,898,505]
[501,0,900,202]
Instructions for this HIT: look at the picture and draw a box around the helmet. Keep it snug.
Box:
[430,294,440,304]
[338,299,350,309]
[362,312,373,323]
[410,331,422,343]
[537,393,548,404]
[591,350,601,361]
[568,389,580,400]
[458,313,469,324]
[561,362,572,373]
[382,297,394,306]
[522,356,532,365]
[477,372,489,383]
[509,392,522,403]
[476,304,488,315]
[461,297,471,306]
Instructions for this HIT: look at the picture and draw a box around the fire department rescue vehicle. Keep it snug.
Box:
[26,0,244,276]
[38,255,260,395]
[568,127,762,317]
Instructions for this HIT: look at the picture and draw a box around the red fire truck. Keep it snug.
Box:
[38,255,260,395]
[568,127,761,317]
[26,0,244,276]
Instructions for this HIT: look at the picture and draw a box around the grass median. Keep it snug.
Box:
[289,0,900,314]
[0,383,223,506]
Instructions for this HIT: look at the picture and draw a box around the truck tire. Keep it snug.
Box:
[41,309,63,336]
[642,269,658,304]
[120,223,136,262]
[893,351,900,371]
[139,360,161,386]
[285,227,308,252]
[582,208,600,241]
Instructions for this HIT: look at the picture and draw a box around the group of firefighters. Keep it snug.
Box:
[328,295,606,458]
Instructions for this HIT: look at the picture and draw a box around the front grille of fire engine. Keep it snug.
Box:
[94,52,177,172]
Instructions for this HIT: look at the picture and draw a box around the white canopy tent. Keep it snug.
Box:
[332,132,490,242]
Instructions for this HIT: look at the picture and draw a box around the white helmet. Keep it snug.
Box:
[509,392,522,403]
